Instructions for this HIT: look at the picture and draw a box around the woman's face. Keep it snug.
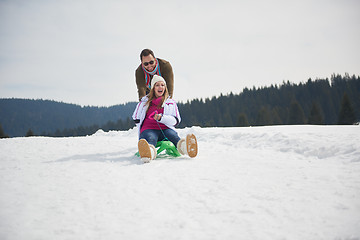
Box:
[154,82,166,98]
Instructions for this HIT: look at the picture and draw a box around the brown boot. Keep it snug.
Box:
[177,134,198,158]
[186,134,198,158]
[138,139,156,163]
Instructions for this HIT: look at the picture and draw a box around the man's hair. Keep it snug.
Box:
[140,49,155,60]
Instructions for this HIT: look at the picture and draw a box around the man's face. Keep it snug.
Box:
[141,55,156,72]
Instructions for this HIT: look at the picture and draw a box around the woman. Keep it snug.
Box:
[132,75,197,162]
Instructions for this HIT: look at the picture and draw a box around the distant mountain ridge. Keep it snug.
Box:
[1,74,359,137]
[0,98,137,137]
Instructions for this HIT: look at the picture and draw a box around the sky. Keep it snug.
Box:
[0,0,359,107]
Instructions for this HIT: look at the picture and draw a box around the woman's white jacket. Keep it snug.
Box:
[132,96,181,137]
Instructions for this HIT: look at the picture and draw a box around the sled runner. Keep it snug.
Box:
[135,140,181,158]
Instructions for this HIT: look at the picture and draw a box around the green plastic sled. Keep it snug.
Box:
[135,140,181,158]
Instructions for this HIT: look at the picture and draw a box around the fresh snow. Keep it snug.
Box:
[0,125,359,240]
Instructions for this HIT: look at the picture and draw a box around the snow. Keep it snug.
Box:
[0,125,360,240]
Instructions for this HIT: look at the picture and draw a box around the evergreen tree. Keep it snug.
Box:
[338,93,356,125]
[288,100,306,124]
[308,102,324,125]
[54,129,61,137]
[271,108,283,125]
[256,106,272,126]
[222,111,233,127]
[0,124,10,138]
[237,113,249,127]
[26,129,35,137]
[204,119,216,127]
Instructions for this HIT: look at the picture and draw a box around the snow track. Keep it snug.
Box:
[1,125,359,240]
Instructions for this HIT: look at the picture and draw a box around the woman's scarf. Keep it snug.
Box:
[142,58,162,89]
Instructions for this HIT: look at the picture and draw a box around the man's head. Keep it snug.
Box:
[140,49,157,72]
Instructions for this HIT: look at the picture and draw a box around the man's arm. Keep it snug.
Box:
[135,66,147,101]
[160,60,174,98]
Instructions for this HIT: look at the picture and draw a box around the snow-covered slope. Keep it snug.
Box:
[0,125,359,240]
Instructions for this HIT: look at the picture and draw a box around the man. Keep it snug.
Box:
[135,49,174,101]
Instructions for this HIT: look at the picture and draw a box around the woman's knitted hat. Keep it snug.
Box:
[150,75,166,89]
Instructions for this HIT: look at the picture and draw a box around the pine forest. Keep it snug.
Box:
[0,74,359,138]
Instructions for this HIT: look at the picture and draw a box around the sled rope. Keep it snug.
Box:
[156,120,169,142]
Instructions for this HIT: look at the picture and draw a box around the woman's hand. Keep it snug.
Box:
[153,113,162,121]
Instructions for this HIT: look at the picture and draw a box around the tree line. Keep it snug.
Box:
[178,73,359,127]
[0,98,136,137]
[46,117,134,137]
[0,73,358,138]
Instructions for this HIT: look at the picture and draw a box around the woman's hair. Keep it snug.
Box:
[146,82,169,109]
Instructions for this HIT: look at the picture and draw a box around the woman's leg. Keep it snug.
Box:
[139,129,161,147]
[160,129,181,147]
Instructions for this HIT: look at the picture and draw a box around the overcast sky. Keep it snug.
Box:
[1,0,359,106]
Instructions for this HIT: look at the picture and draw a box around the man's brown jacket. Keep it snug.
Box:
[135,58,174,101]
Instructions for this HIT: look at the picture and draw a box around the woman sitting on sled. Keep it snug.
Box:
[132,75,198,163]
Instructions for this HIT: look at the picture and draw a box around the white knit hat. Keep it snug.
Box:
[150,75,166,89]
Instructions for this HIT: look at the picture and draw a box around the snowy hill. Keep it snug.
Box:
[0,125,359,240]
